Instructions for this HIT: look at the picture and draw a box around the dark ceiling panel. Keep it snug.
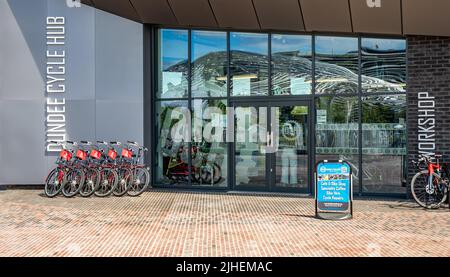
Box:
[253,0,304,31]
[350,0,402,35]
[92,0,141,22]
[130,0,177,25]
[209,0,260,29]
[168,0,217,27]
[403,0,450,36]
[300,0,352,32]
[81,0,94,6]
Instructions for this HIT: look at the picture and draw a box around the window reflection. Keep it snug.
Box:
[157,29,188,98]
[192,99,228,187]
[156,101,189,185]
[154,28,409,194]
[362,95,407,193]
[230,32,269,96]
[315,36,358,94]
[316,96,360,189]
[271,34,312,95]
[362,38,406,93]
[191,31,227,98]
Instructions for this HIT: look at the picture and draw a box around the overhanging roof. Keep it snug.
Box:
[81,0,450,37]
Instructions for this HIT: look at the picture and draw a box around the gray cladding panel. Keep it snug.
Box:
[48,0,96,100]
[95,10,143,101]
[64,100,96,142]
[95,100,143,144]
[0,100,47,185]
[1,0,46,100]
[0,2,144,185]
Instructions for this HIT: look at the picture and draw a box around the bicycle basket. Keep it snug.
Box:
[90,149,102,160]
[107,149,117,160]
[121,148,133,159]
[76,149,87,160]
[60,149,72,161]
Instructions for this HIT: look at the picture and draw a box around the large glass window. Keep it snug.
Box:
[191,31,227,98]
[362,95,407,194]
[361,38,406,93]
[192,99,228,187]
[316,96,360,189]
[315,36,358,94]
[271,34,312,95]
[157,29,188,98]
[155,28,408,195]
[155,101,190,185]
[230,32,269,96]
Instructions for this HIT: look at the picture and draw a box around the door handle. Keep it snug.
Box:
[266,131,274,148]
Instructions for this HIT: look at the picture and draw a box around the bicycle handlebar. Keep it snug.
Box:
[127,141,139,146]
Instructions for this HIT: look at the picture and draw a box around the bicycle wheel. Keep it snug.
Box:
[44,168,66,197]
[113,168,132,197]
[95,168,118,197]
[79,168,100,197]
[127,167,150,197]
[411,170,448,209]
[212,163,222,184]
[61,168,85,198]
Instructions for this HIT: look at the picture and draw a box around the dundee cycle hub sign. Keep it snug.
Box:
[315,160,353,220]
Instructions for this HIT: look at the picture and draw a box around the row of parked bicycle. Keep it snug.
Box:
[44,140,150,198]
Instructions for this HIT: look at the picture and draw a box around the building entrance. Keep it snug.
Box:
[231,100,312,193]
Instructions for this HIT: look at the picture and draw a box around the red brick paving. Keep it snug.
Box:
[0,189,449,257]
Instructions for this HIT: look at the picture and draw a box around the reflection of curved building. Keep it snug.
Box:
[162,47,405,97]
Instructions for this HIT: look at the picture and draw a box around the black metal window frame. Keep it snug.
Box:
[146,25,408,198]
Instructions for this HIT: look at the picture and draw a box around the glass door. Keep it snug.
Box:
[271,103,310,192]
[233,103,269,190]
[232,101,311,193]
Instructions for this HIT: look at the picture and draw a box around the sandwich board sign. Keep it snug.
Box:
[315,160,353,220]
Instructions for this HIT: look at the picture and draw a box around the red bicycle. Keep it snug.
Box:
[44,141,74,197]
[411,154,449,209]
[121,141,150,196]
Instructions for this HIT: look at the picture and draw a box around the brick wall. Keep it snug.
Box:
[407,36,450,192]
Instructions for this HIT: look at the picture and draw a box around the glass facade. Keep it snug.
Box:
[316,96,360,189]
[271,34,312,95]
[230,32,269,96]
[191,31,227,98]
[157,29,189,99]
[362,95,407,193]
[155,28,407,195]
[315,36,358,94]
[361,38,406,93]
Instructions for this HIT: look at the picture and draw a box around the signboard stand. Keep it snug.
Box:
[315,160,353,220]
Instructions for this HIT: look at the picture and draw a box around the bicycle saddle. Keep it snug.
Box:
[127,141,139,146]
